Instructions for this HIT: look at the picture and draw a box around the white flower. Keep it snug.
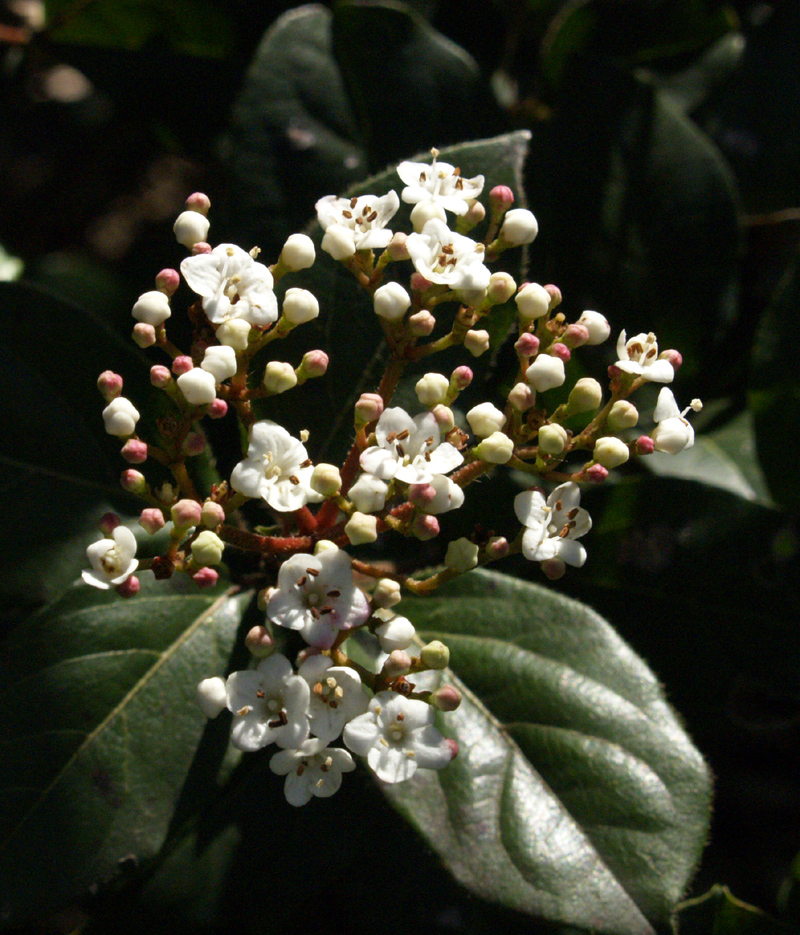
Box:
[343,691,455,783]
[297,656,369,743]
[397,151,484,216]
[230,420,323,512]
[514,482,591,567]
[267,547,370,649]
[181,244,278,327]
[270,738,355,806]
[360,407,463,486]
[615,330,674,383]
[651,388,701,454]
[226,653,310,752]
[405,219,491,292]
[201,345,237,383]
[82,526,138,589]
[102,396,140,437]
[316,191,400,258]
[526,355,565,392]
[177,368,217,405]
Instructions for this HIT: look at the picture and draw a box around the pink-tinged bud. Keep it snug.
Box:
[584,463,609,483]
[192,567,219,589]
[171,498,203,528]
[191,241,212,255]
[485,536,509,560]
[489,185,514,216]
[408,309,436,336]
[208,398,228,419]
[508,381,534,412]
[115,575,140,598]
[299,349,329,379]
[121,439,148,464]
[608,364,622,380]
[563,323,589,348]
[451,366,473,391]
[355,392,383,426]
[386,231,410,261]
[132,323,156,348]
[463,200,486,227]
[150,364,172,388]
[431,685,462,712]
[155,268,180,296]
[245,624,274,658]
[98,512,120,535]
[432,404,455,432]
[383,650,412,679]
[544,284,562,308]
[515,332,540,358]
[635,435,655,456]
[201,501,225,527]
[183,432,206,456]
[659,349,682,371]
[409,483,437,507]
[550,343,571,363]
[97,370,123,401]
[410,271,433,292]
[412,514,440,541]
[541,557,566,580]
[172,355,194,375]
[120,470,146,494]
[139,508,165,535]
[185,192,211,216]
[446,738,460,760]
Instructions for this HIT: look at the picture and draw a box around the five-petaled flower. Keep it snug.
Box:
[82,526,139,589]
[514,482,592,567]
[181,244,278,327]
[315,191,400,259]
[405,219,491,292]
[397,150,484,216]
[614,330,674,383]
[297,655,369,742]
[270,738,355,806]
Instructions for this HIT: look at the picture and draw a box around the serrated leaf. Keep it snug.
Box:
[384,569,711,934]
[0,578,251,925]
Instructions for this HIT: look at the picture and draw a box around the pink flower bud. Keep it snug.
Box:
[409,483,437,507]
[432,404,455,432]
[208,398,228,419]
[635,435,656,456]
[172,355,194,375]
[408,310,435,336]
[115,575,140,598]
[355,392,383,425]
[451,366,473,391]
[185,192,211,216]
[183,432,206,456]
[410,271,433,292]
[550,342,571,363]
[412,514,440,541]
[515,332,540,358]
[446,738,459,760]
[171,499,202,528]
[191,241,212,255]
[584,463,609,483]
[150,364,172,388]
[192,567,219,588]
[430,685,462,712]
[120,470,146,494]
[489,185,514,215]
[544,284,562,308]
[121,439,148,464]
[562,323,589,348]
[485,536,509,559]
[155,268,180,296]
[386,231,409,261]
[97,370,123,401]
[132,323,156,348]
[300,350,329,378]
[245,624,274,658]
[98,512,120,535]
[383,650,412,679]
[659,349,682,371]
[540,558,566,580]
[465,201,486,228]
[139,508,165,535]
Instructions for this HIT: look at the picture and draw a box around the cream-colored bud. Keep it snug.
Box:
[410,201,447,232]
[568,377,603,414]
[476,432,514,464]
[445,538,479,572]
[374,281,411,321]
[538,423,569,455]
[420,640,450,670]
[174,211,210,249]
[508,382,534,412]
[464,329,490,357]
[515,282,550,321]
[216,319,251,352]
[262,361,297,395]
[345,511,378,545]
[593,436,630,469]
[467,402,506,438]
[280,233,315,271]
[415,373,450,408]
[310,463,342,497]
[191,530,225,566]
[607,400,639,432]
[372,578,402,608]
[576,310,611,345]
[487,272,517,304]
[526,355,565,392]
[282,287,319,325]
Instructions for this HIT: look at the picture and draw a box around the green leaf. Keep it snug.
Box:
[676,884,794,935]
[385,569,711,934]
[0,577,251,924]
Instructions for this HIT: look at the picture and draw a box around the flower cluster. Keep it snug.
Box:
[83,146,702,801]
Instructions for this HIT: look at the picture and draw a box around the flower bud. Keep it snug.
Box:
[410,201,446,231]
[348,474,388,513]
[298,350,329,380]
[197,677,228,718]
[315,539,338,556]
[355,392,383,426]
[485,536,509,560]
[310,463,342,497]
[411,514,440,540]
[383,650,412,679]
[430,685,462,711]
[139,508,165,535]
[593,436,630,469]
[445,538,479,572]
[185,192,211,216]
[635,434,656,455]
[584,463,609,483]
[217,319,251,351]
[103,397,140,437]
[420,640,450,670]
[416,373,450,408]
[172,499,202,528]
[155,268,180,296]
[515,332,540,357]
[280,233,315,271]
[489,185,514,213]
[508,381,534,412]
[321,225,355,260]
[345,511,378,545]
[487,271,517,304]
[174,210,210,249]
[116,575,140,598]
[373,578,402,608]
[98,512,120,535]
[263,361,297,395]
[408,310,435,335]
[208,398,228,419]
[526,355,565,392]
[375,615,416,653]
[476,432,514,464]
[410,271,433,292]
[463,200,486,228]
[172,355,194,375]
[150,365,172,388]
[201,501,225,528]
[192,567,219,588]
[121,439,148,464]
[386,232,409,261]
[432,404,455,432]
[177,368,216,405]
[201,345,237,383]
[567,377,602,414]
[576,310,610,345]
[467,402,506,438]
[374,281,411,321]
[464,329,490,357]
[132,323,156,348]
[515,282,550,322]
[550,342,571,363]
[538,423,568,455]
[97,370,123,401]
[183,432,206,456]
[562,323,590,348]
[408,483,437,508]
[607,400,639,432]
[120,469,146,494]
[500,208,538,245]
[132,290,171,326]
[659,349,683,372]
[192,242,212,255]
[245,625,274,658]
[191,530,225,566]
[282,287,319,325]
[541,558,566,580]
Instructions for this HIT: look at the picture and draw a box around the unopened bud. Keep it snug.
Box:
[217,319,251,351]
[116,575,140,598]
[430,685,462,711]
[607,400,639,432]
[593,436,630,469]
[345,511,378,545]
[408,309,435,336]
[411,514,440,540]
[372,578,402,608]
[487,272,517,304]
[451,366,473,392]
[132,323,156,348]
[120,469,146,494]
[121,439,148,464]
[245,624,274,658]
[416,373,450,408]
[97,370,123,401]
[467,402,506,438]
[538,423,569,455]
[464,329,490,357]
[103,396,140,436]
[541,557,566,580]
[172,499,202,528]
[191,530,225,566]
[445,538,479,572]
[508,381,534,412]
[577,310,610,345]
[420,640,450,670]
[544,284,562,308]
[375,614,415,653]
[410,201,446,232]
[567,377,603,414]
[208,398,228,419]
[550,342,571,363]
[499,208,538,245]
[659,349,683,371]
[192,567,220,588]
[386,232,410,261]
[485,536,509,560]
[201,501,225,528]
[201,345,237,383]
[410,271,433,292]
[562,323,589,348]
[383,650,412,679]
[515,282,550,322]
[263,361,297,395]
[132,290,171,326]
[515,332,540,358]
[584,463,609,483]
[432,404,455,432]
[409,483,437,507]
[282,287,319,325]
[150,364,172,388]
[197,676,228,718]
[310,463,341,497]
[177,369,217,405]
[139,508,165,535]
[155,268,180,296]
[635,435,655,456]
[476,432,514,464]
[182,432,206,457]
[279,233,315,271]
[172,355,194,375]
[355,392,383,426]
[526,355,565,392]
[185,192,211,216]
[298,350,329,380]
[374,281,411,321]
[463,200,486,228]
[174,210,210,249]
[191,242,212,255]
[489,185,514,214]
[98,512,120,535]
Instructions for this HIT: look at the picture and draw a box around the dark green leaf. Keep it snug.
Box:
[676,884,794,935]
[384,569,711,933]
[0,577,250,924]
